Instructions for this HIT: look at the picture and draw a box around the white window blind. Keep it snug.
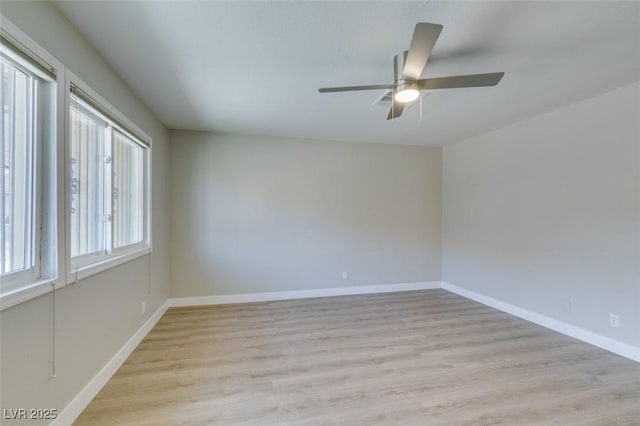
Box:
[0,49,42,296]
[113,130,143,248]
[69,100,106,257]
[1,56,35,275]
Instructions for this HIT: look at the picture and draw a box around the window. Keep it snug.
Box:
[0,16,151,309]
[0,38,56,297]
[69,91,149,276]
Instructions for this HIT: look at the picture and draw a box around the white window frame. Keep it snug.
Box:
[65,72,152,283]
[0,16,66,311]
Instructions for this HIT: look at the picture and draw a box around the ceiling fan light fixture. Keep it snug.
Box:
[394,82,420,103]
[394,88,420,103]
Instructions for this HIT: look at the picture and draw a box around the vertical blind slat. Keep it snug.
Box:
[0,63,5,274]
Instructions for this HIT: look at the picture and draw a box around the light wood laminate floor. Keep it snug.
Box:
[76,290,640,425]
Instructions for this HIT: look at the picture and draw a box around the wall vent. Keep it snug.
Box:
[372,90,394,108]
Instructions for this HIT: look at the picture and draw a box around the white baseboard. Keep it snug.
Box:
[441,282,640,363]
[52,300,170,426]
[169,281,442,307]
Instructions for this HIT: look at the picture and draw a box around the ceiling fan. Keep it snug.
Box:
[318,23,504,120]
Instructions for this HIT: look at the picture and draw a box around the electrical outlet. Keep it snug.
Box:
[609,313,619,328]
[342,271,348,280]
[141,301,146,315]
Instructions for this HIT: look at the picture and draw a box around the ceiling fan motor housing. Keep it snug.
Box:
[394,50,411,87]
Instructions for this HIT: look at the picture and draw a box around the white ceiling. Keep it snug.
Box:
[53,1,640,146]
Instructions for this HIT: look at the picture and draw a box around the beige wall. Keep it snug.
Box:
[169,131,442,297]
[443,81,640,347]
[0,1,170,422]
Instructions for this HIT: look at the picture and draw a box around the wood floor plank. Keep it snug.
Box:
[75,290,640,425]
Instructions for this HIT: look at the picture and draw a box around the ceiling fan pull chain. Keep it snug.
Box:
[392,91,395,119]
[420,93,423,127]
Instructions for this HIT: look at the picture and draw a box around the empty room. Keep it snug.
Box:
[0,1,638,425]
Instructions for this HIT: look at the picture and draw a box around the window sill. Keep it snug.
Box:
[0,248,152,311]
[68,246,151,284]
[0,278,56,311]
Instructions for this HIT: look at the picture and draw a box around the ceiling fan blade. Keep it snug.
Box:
[417,72,504,90]
[386,100,405,120]
[403,23,443,80]
[319,84,395,93]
